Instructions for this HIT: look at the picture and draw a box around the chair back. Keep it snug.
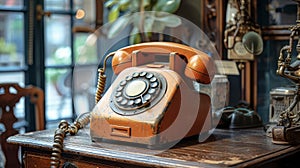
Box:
[0,83,44,168]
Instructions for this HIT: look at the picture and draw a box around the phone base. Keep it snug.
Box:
[90,67,213,149]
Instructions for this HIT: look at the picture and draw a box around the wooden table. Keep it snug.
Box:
[7,127,300,168]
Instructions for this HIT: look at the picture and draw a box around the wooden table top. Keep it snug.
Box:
[8,127,300,168]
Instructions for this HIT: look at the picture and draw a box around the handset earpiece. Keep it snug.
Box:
[184,54,215,84]
[111,50,132,74]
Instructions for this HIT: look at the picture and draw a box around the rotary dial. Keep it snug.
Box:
[110,71,167,115]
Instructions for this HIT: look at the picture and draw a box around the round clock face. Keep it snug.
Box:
[110,71,167,116]
[234,41,248,56]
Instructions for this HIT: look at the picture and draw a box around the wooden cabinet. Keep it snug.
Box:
[8,127,300,168]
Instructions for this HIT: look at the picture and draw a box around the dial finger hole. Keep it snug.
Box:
[139,71,147,77]
[120,99,128,105]
[127,100,134,106]
[126,76,133,81]
[144,94,151,101]
[151,82,158,88]
[150,77,157,82]
[146,73,154,79]
[116,97,123,103]
[117,86,123,92]
[134,98,142,105]
[148,88,156,94]
[115,92,122,97]
[133,72,139,78]
[120,80,127,86]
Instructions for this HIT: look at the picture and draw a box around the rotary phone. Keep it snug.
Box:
[50,42,215,167]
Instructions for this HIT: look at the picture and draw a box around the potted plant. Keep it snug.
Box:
[104,0,182,44]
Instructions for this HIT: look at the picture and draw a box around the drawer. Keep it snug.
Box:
[24,151,118,168]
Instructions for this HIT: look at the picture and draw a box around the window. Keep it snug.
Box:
[0,0,27,121]
[0,0,98,130]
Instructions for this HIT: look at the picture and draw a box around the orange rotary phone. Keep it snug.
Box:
[90,42,215,148]
[50,42,215,167]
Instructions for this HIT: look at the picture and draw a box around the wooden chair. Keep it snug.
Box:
[0,83,44,168]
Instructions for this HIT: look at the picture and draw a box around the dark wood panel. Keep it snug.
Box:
[262,25,293,40]
[201,0,226,56]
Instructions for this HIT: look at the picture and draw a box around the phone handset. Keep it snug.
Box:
[111,42,214,84]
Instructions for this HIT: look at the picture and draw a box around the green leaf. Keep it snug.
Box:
[142,0,151,8]
[154,15,181,27]
[108,5,120,22]
[129,0,140,12]
[119,0,130,5]
[129,27,141,44]
[129,33,142,44]
[107,14,132,38]
[119,0,131,11]
[152,0,181,13]
[104,0,118,8]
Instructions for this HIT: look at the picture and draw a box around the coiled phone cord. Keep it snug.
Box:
[95,52,115,103]
[50,53,114,168]
[95,68,106,103]
[50,112,90,168]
